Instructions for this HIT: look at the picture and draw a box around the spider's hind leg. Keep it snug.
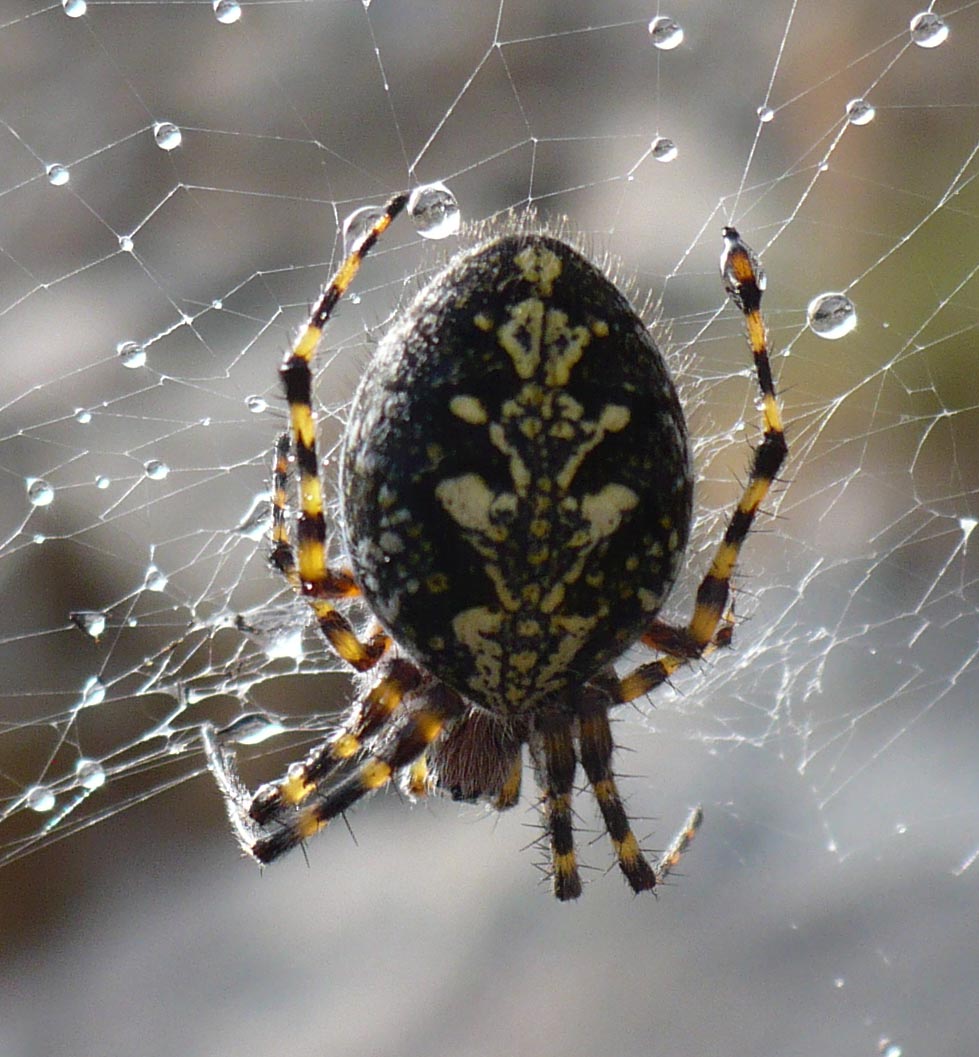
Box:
[530,717,582,901]
[203,656,431,863]
[577,687,657,893]
[249,682,465,863]
[247,656,425,827]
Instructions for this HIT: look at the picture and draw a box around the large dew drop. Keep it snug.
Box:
[648,16,683,50]
[807,292,857,339]
[153,122,182,151]
[909,12,948,48]
[75,758,107,790]
[845,98,875,126]
[213,0,242,24]
[117,341,147,368]
[26,786,56,813]
[651,136,678,162]
[342,204,388,255]
[144,459,169,481]
[70,610,107,639]
[27,479,54,507]
[46,163,70,186]
[408,183,461,240]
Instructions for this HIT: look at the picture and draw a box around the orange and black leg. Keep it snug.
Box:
[274,193,408,673]
[250,688,463,863]
[618,226,787,704]
[531,718,582,901]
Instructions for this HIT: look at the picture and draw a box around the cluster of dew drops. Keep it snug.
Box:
[19,181,461,826]
[23,4,952,822]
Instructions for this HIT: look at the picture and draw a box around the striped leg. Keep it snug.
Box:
[578,701,657,893]
[248,657,424,825]
[205,667,454,865]
[251,689,463,864]
[618,226,787,704]
[532,719,582,901]
[275,192,408,673]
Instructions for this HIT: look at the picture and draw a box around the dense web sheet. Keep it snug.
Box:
[1,2,977,1055]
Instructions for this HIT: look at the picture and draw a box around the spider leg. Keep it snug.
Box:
[655,805,704,884]
[618,227,787,703]
[276,193,408,673]
[577,696,657,893]
[247,657,425,825]
[251,685,464,864]
[269,431,360,598]
[531,717,582,901]
[203,656,428,862]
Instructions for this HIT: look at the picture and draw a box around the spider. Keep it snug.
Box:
[204,189,786,900]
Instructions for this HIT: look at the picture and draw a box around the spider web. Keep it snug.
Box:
[1,1,977,1055]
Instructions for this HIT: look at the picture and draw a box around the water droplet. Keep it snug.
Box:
[236,497,271,540]
[218,714,286,746]
[80,676,106,707]
[342,204,387,255]
[117,341,147,368]
[408,182,461,240]
[757,106,774,123]
[807,292,857,339]
[959,515,977,543]
[845,98,875,126]
[909,11,948,47]
[648,16,683,50]
[26,786,56,813]
[70,610,106,639]
[118,235,134,252]
[145,565,168,591]
[833,976,845,989]
[213,0,242,23]
[153,122,182,151]
[144,459,169,480]
[245,395,268,414]
[33,534,46,545]
[27,478,54,507]
[74,408,92,424]
[894,821,908,835]
[651,136,678,162]
[95,475,111,490]
[211,298,223,310]
[878,1038,903,1057]
[265,628,304,661]
[46,163,70,185]
[62,0,86,16]
[75,758,106,790]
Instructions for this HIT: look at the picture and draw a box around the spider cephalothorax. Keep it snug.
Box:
[205,190,786,900]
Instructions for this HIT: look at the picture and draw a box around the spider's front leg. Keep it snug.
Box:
[618,226,786,705]
[271,193,409,675]
[269,427,389,673]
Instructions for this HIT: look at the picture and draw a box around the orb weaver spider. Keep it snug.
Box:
[204,189,786,900]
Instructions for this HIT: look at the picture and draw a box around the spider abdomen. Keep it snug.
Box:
[341,233,693,715]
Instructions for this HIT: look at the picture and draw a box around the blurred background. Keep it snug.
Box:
[0,1,977,1054]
